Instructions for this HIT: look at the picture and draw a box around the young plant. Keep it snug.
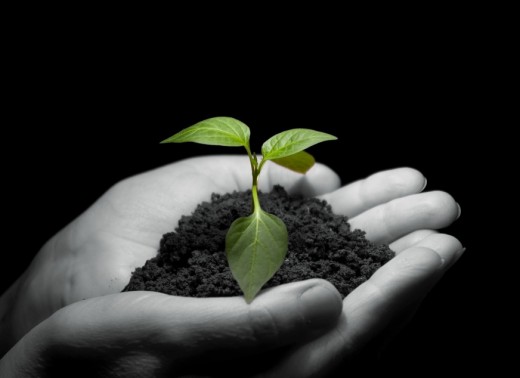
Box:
[161,117,337,302]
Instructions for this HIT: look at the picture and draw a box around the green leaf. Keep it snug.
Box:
[271,150,316,174]
[226,209,288,303]
[261,128,337,161]
[160,117,250,147]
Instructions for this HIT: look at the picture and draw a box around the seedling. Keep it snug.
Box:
[161,117,336,302]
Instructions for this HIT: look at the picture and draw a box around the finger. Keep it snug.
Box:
[318,167,426,218]
[343,237,462,346]
[6,280,342,376]
[104,156,340,246]
[44,279,342,359]
[262,159,341,197]
[350,191,460,244]
[360,234,465,356]
[260,240,463,378]
[170,155,342,197]
[389,230,438,253]
[408,233,465,270]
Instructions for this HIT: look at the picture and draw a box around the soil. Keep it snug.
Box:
[123,186,394,298]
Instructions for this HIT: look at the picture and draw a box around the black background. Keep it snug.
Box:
[2,14,504,375]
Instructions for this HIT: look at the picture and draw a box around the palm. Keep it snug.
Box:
[43,157,255,302]
[11,155,461,366]
[27,156,333,306]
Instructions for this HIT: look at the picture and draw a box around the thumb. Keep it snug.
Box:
[2,279,342,376]
[56,278,341,354]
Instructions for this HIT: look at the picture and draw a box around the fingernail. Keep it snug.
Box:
[421,177,428,192]
[456,203,462,219]
[453,246,466,264]
[300,284,342,330]
[445,247,466,270]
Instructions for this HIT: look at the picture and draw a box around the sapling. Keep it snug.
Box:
[161,117,336,302]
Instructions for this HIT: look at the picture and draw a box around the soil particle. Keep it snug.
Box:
[123,186,394,298]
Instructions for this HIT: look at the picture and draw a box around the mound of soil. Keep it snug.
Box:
[123,186,394,298]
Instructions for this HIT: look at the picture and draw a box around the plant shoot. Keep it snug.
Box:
[161,117,336,302]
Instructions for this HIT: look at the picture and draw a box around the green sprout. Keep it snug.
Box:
[161,117,337,302]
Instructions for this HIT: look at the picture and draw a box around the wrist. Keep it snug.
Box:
[0,310,54,377]
[0,278,22,357]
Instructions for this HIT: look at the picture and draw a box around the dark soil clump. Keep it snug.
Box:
[123,186,394,298]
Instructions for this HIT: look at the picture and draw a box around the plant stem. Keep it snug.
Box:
[257,158,267,174]
[251,162,262,212]
[244,143,262,213]
[251,183,261,212]
[244,144,256,177]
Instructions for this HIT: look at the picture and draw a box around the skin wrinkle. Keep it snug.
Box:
[313,324,350,377]
[83,209,153,257]
[389,229,438,253]
[381,198,398,242]
[248,303,281,348]
[264,310,348,378]
[17,337,42,377]
[350,169,426,219]
[204,158,249,193]
[296,288,310,326]
[411,234,462,269]
[350,191,459,244]
[207,170,238,195]
[21,235,71,329]
[332,313,350,354]
[343,284,389,352]
[69,234,142,298]
[102,181,150,223]
[357,177,370,216]
[106,352,163,378]
[386,174,408,196]
[157,300,264,356]
[89,296,169,350]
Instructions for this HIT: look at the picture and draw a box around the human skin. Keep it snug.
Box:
[0,156,462,377]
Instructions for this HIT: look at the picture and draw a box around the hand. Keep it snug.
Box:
[0,156,462,377]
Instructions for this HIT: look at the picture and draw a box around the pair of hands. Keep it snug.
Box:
[0,156,463,377]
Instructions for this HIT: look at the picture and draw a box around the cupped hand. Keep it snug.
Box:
[0,155,462,377]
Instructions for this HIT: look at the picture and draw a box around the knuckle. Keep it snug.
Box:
[247,304,280,345]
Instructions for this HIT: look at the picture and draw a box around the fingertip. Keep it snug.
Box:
[384,167,426,195]
[423,191,460,227]
[298,279,343,330]
[254,279,343,333]
[306,163,342,193]
[290,163,341,197]
[405,167,427,192]
[401,246,445,270]
[265,161,341,197]
[370,246,444,287]
[409,233,464,269]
